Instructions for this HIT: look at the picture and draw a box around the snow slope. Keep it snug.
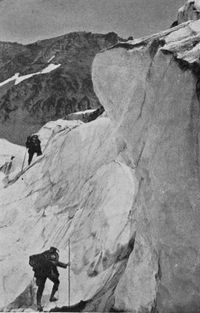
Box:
[0,117,137,311]
[0,139,26,189]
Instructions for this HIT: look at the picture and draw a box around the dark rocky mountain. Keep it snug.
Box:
[0,32,122,144]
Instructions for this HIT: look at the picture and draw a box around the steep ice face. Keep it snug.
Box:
[0,120,79,190]
[92,15,200,313]
[0,117,137,311]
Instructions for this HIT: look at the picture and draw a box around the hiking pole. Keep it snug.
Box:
[68,238,70,307]
[21,149,27,172]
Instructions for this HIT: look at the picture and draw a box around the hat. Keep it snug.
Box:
[50,246,59,252]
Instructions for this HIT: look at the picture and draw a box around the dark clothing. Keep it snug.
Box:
[30,248,67,308]
[26,135,42,165]
[170,20,178,28]
[35,267,60,308]
[28,148,42,165]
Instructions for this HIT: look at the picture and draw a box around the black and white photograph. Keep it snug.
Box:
[0,0,200,312]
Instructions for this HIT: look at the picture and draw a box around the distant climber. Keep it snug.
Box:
[0,156,15,175]
[170,20,178,28]
[29,247,69,311]
[25,134,42,165]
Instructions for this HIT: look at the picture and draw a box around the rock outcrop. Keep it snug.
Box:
[92,17,200,313]
[0,32,122,145]
[66,106,105,123]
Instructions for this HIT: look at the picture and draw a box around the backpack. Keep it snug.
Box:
[26,135,40,150]
[26,136,31,149]
[29,253,47,270]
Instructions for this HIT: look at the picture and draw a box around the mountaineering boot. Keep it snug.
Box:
[37,304,43,312]
[49,296,58,302]
[49,285,58,302]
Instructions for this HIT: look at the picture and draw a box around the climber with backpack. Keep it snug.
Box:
[29,247,69,311]
[25,134,42,165]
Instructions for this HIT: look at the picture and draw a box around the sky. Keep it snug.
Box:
[0,0,184,44]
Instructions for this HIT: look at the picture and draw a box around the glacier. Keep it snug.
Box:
[0,116,137,311]
[92,10,200,313]
[2,1,200,312]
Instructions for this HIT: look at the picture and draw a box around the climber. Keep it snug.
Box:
[25,134,42,165]
[29,247,69,311]
[0,156,15,175]
[170,20,178,28]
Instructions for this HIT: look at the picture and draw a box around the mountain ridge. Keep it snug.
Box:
[0,31,123,145]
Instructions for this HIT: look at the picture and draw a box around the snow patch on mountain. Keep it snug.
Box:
[0,73,19,87]
[15,63,61,85]
[40,63,60,74]
[47,55,55,63]
[0,64,61,87]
